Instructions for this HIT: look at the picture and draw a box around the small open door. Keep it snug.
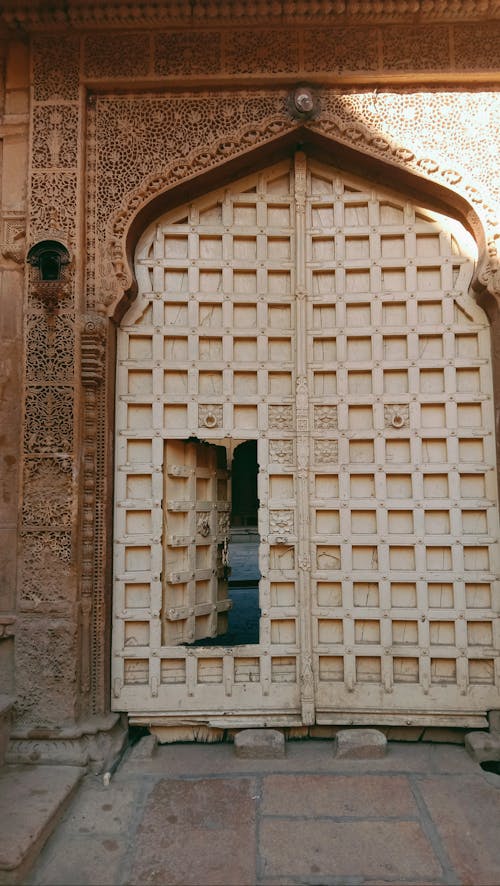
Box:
[163,439,231,644]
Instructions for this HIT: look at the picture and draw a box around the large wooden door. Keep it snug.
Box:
[112,153,500,729]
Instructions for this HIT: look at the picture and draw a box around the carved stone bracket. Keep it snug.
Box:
[31,280,70,314]
[0,228,26,264]
[0,615,16,640]
[474,246,500,302]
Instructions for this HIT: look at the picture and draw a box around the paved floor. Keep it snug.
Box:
[28,739,500,886]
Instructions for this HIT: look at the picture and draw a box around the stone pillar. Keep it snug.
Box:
[8,36,125,768]
[0,39,29,757]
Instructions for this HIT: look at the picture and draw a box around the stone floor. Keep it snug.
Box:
[25,739,500,886]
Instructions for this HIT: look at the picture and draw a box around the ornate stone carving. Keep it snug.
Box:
[303,27,378,73]
[32,106,79,169]
[30,281,72,315]
[18,19,500,747]
[0,227,26,264]
[288,86,319,122]
[0,615,16,640]
[84,32,150,78]
[24,387,74,454]
[225,29,299,74]
[382,24,449,71]
[475,246,500,300]
[81,315,107,388]
[13,616,79,728]
[3,2,500,28]
[30,173,78,245]
[454,20,500,71]
[154,31,222,76]
[92,89,500,314]
[87,92,294,304]
[80,315,107,695]
[32,34,80,102]
[19,530,73,610]
[313,91,500,255]
[22,457,72,528]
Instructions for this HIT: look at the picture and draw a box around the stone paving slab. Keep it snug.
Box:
[30,834,127,886]
[129,778,257,886]
[418,774,500,886]
[0,764,83,885]
[259,819,443,883]
[261,773,417,817]
[27,741,500,886]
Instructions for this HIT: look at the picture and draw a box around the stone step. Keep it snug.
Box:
[0,764,84,885]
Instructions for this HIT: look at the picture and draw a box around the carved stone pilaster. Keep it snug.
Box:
[81,314,107,388]
[80,314,107,697]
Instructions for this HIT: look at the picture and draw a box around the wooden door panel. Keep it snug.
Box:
[113,154,500,728]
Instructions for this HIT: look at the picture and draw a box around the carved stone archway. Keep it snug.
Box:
[92,90,500,321]
[80,91,500,726]
[13,77,500,763]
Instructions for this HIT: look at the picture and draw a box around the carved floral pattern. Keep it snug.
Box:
[303,27,378,73]
[225,29,299,74]
[314,439,339,464]
[24,387,74,454]
[19,531,73,609]
[382,24,449,71]
[269,510,294,534]
[268,405,294,430]
[84,32,150,78]
[90,89,500,313]
[30,172,78,245]
[32,106,79,169]
[314,406,338,430]
[32,34,80,101]
[196,514,211,537]
[218,512,230,537]
[154,31,222,76]
[269,440,293,464]
[26,313,75,383]
[454,20,500,71]
[22,458,72,527]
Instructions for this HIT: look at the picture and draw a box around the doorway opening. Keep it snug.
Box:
[227,441,261,645]
[189,440,261,647]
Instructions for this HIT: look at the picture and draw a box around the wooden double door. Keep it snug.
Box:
[112,153,500,730]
